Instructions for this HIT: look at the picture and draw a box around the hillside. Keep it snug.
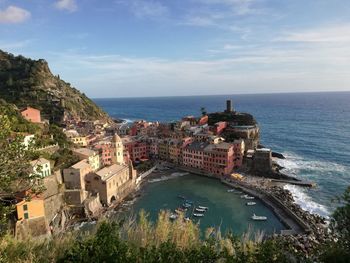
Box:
[0,50,111,124]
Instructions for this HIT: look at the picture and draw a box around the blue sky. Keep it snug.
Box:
[1,0,350,98]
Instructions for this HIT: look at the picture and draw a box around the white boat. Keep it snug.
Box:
[240,195,247,198]
[251,214,267,221]
[198,206,209,210]
[227,189,235,192]
[244,196,255,200]
[246,202,256,206]
[195,208,206,212]
[193,213,204,217]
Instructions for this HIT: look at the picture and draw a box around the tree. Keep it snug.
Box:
[0,112,43,236]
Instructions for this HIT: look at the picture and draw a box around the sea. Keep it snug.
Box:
[94,91,350,219]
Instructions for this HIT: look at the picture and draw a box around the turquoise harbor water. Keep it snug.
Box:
[95,92,350,219]
[130,174,285,235]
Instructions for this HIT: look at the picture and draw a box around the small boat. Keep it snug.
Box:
[178,195,186,199]
[195,208,206,212]
[245,196,255,200]
[169,214,178,220]
[185,200,193,204]
[183,203,192,208]
[227,189,235,192]
[198,206,209,210]
[240,195,247,198]
[251,214,267,221]
[246,202,256,206]
[193,213,204,217]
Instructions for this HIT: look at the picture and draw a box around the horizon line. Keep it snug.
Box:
[92,90,350,100]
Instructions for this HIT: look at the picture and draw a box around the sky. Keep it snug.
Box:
[1,0,350,98]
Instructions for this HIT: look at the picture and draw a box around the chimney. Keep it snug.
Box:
[226,100,233,113]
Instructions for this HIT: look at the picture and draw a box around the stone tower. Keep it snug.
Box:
[112,133,124,165]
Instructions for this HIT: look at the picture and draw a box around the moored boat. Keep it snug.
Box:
[198,206,209,210]
[251,214,267,221]
[183,203,192,208]
[227,189,235,192]
[195,208,206,212]
[193,213,204,217]
[244,196,255,200]
[246,202,256,206]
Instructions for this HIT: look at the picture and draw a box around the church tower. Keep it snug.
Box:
[112,133,124,165]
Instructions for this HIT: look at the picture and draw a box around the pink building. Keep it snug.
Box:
[211,121,227,135]
[183,141,237,176]
[182,142,207,170]
[124,140,149,162]
[21,107,41,123]
[198,115,208,126]
[94,142,114,166]
[203,143,234,176]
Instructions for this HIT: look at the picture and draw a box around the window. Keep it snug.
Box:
[24,212,29,219]
[23,204,28,211]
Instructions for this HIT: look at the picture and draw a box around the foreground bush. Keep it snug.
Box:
[0,210,310,263]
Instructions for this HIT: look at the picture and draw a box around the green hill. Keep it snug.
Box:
[0,50,111,124]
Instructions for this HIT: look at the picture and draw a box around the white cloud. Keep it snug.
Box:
[116,0,168,19]
[0,5,31,24]
[54,0,77,12]
[275,24,350,43]
[47,37,350,97]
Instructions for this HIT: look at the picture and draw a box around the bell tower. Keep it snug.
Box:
[112,133,124,165]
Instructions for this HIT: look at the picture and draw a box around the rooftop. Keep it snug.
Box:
[72,148,96,157]
[186,141,209,151]
[30,158,50,167]
[71,159,90,170]
[96,164,127,181]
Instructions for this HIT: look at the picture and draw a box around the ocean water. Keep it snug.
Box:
[94,92,350,218]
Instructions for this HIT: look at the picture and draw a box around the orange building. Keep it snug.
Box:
[21,107,41,123]
[16,195,45,221]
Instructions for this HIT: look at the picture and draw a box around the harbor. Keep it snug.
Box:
[126,170,286,235]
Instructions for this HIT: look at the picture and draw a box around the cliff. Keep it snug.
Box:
[0,50,111,124]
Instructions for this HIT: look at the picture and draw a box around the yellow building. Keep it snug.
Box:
[16,196,45,221]
[71,136,88,146]
[72,148,100,171]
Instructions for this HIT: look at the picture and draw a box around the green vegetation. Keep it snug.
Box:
[208,112,257,126]
[0,109,43,236]
[0,50,111,124]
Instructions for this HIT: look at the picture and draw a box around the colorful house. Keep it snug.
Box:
[72,148,100,171]
[30,158,51,178]
[20,107,41,123]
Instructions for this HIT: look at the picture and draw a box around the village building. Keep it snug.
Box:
[183,141,207,170]
[203,142,235,176]
[30,158,51,178]
[72,148,100,171]
[15,192,51,239]
[85,163,136,206]
[20,107,41,123]
[63,159,92,207]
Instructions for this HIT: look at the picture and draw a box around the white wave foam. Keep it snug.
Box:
[283,185,330,218]
[148,172,188,183]
[276,152,347,175]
